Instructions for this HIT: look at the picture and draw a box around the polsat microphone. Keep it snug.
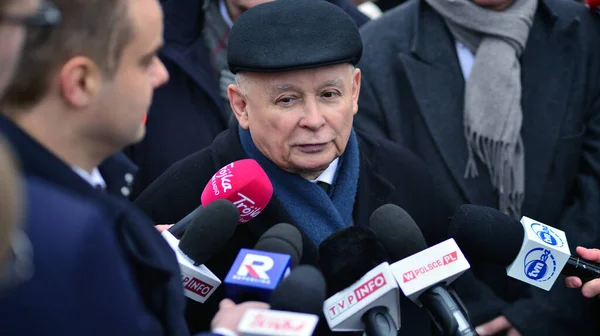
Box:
[224,223,303,303]
[237,265,326,336]
[161,198,240,303]
[319,226,400,336]
[449,204,600,287]
[370,204,476,336]
[168,159,273,237]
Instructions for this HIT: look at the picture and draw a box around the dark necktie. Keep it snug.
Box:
[317,181,330,194]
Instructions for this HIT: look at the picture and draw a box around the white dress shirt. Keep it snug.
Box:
[72,166,106,190]
[309,158,339,186]
[455,41,475,80]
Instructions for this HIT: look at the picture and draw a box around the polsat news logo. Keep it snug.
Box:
[402,251,459,283]
[182,275,214,297]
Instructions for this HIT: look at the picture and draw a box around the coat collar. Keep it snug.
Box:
[399,0,578,209]
[0,115,137,200]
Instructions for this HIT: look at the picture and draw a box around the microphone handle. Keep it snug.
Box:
[362,306,397,336]
[562,255,600,284]
[420,285,477,336]
[168,205,203,238]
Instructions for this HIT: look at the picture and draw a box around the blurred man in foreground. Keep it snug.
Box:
[0,0,58,286]
[0,0,193,333]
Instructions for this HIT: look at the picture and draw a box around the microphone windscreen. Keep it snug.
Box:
[178,199,240,265]
[449,204,524,265]
[369,204,427,261]
[318,226,390,295]
[201,159,273,224]
[270,265,326,315]
[254,223,303,267]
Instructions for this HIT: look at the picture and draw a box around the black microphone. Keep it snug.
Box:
[254,223,303,267]
[177,199,240,265]
[161,199,240,303]
[370,204,476,336]
[270,265,327,315]
[319,226,400,336]
[449,204,600,284]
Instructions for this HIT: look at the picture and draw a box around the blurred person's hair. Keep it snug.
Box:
[0,135,23,262]
[0,0,133,110]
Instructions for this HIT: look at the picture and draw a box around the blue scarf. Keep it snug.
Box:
[239,126,360,245]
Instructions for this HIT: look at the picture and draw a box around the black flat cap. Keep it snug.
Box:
[227,0,363,74]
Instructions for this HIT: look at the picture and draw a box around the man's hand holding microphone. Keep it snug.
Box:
[564,247,600,298]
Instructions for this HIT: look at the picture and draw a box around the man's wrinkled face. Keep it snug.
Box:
[229,64,361,180]
[225,0,273,22]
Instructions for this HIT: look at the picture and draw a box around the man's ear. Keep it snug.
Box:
[351,68,361,116]
[228,84,250,129]
[58,56,102,108]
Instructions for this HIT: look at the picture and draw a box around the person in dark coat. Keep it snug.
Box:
[125,0,370,198]
[355,0,600,334]
[0,0,196,333]
[133,1,487,334]
[0,173,262,336]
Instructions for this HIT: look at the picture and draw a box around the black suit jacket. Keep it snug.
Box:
[0,117,190,336]
[135,127,459,335]
[356,0,600,334]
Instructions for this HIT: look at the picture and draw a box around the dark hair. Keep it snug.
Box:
[0,0,132,109]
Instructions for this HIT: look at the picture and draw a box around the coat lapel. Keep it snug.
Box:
[520,0,579,215]
[354,141,396,227]
[396,2,480,204]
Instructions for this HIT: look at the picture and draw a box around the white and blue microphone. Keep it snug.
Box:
[449,205,600,290]
[224,223,302,303]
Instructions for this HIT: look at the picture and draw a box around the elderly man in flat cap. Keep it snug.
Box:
[134,0,491,334]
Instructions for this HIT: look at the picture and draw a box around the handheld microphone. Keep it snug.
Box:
[161,199,240,303]
[224,224,303,303]
[237,265,326,336]
[449,204,600,288]
[169,159,273,237]
[270,265,327,315]
[370,204,475,336]
[319,226,400,335]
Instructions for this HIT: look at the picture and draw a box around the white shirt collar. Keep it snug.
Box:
[309,158,339,185]
[72,166,106,190]
[455,41,474,80]
[219,0,234,28]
